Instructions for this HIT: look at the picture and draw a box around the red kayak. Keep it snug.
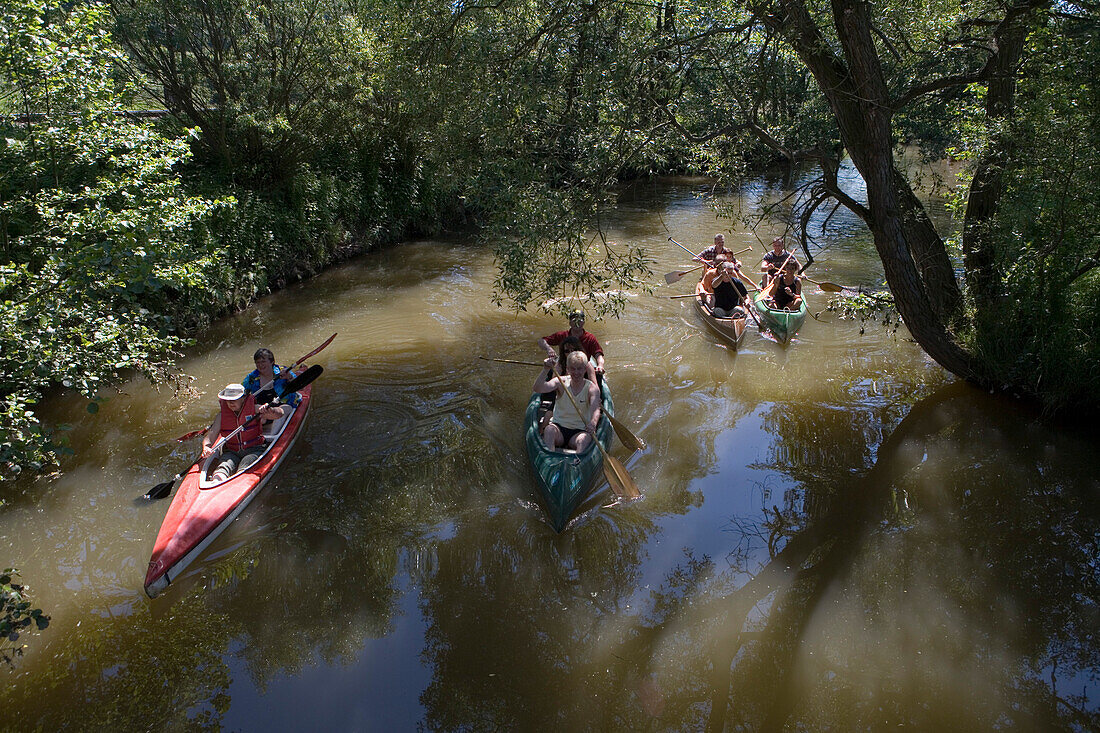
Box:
[144,385,312,598]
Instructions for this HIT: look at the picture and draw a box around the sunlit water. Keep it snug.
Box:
[2,174,1098,730]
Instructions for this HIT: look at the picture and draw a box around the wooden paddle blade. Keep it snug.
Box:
[144,478,176,500]
[817,281,845,293]
[608,414,646,451]
[603,452,641,500]
[664,270,684,285]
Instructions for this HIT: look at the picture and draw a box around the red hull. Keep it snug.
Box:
[144,385,311,597]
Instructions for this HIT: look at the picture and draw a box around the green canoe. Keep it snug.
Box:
[753,290,808,344]
[524,379,614,532]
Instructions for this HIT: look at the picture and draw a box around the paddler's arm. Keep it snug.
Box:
[200,415,222,458]
[586,383,602,433]
[258,403,286,421]
[537,337,557,360]
[533,358,561,394]
[733,262,757,290]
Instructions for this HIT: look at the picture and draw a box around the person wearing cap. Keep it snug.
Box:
[200,384,286,481]
[537,311,605,381]
[242,348,301,407]
[695,233,732,265]
[760,236,795,288]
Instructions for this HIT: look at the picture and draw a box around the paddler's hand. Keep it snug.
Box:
[201,445,213,458]
[258,404,282,420]
[543,355,557,369]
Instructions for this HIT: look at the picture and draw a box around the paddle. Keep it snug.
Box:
[171,334,337,441]
[801,276,847,293]
[254,332,337,394]
[478,356,646,451]
[662,247,754,285]
[175,427,207,442]
[143,365,324,500]
[549,364,640,500]
[664,264,703,285]
[668,236,700,259]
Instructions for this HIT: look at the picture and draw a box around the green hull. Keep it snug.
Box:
[753,290,808,343]
[524,380,614,532]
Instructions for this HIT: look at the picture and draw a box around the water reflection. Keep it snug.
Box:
[610,384,1100,730]
[2,178,1097,729]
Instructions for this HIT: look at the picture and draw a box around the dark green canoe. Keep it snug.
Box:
[524,379,614,532]
[753,290,808,344]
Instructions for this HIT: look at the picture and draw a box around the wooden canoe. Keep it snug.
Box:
[692,280,748,348]
[144,385,312,598]
[524,379,614,532]
[753,289,808,344]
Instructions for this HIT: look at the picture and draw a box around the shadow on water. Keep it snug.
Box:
[584,382,1100,731]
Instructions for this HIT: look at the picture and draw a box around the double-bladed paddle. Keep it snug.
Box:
[254,332,337,394]
[478,356,646,452]
[142,365,324,500]
[170,333,337,442]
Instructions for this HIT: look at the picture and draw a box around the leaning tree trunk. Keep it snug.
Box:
[763,0,980,381]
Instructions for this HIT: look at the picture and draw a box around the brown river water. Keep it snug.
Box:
[2,175,1098,730]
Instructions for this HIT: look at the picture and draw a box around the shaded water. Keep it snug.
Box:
[2,176,1098,730]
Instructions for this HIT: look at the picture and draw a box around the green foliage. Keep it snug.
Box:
[0,0,224,479]
[960,13,1100,410]
[111,0,458,309]
[1,569,49,668]
[825,290,903,337]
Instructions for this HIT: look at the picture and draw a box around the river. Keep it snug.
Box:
[2,175,1098,730]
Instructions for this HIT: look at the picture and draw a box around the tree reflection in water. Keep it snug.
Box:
[645,383,1099,731]
[417,383,1099,731]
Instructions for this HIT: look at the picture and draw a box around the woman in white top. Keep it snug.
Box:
[533,350,602,452]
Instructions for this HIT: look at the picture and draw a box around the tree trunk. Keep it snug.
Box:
[963,0,1051,309]
[766,0,980,380]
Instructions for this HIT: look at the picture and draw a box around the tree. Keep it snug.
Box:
[430,0,1098,409]
[0,0,223,479]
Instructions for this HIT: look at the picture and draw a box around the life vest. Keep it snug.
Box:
[219,394,264,452]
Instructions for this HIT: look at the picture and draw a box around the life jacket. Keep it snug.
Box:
[219,394,264,452]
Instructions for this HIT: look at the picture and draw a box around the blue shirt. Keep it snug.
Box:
[242,364,301,407]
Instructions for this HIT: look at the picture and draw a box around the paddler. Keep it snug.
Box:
[200,384,286,481]
[765,259,804,312]
[537,311,605,383]
[533,351,602,452]
[760,236,795,288]
[700,255,754,318]
[243,348,302,407]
